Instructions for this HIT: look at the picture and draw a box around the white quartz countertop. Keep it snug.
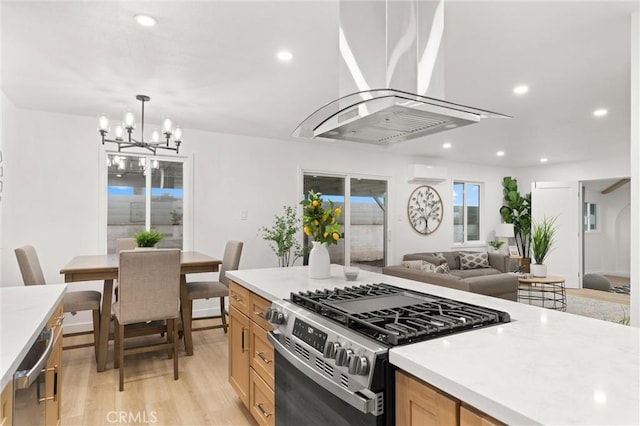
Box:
[0,284,66,390]
[227,265,640,425]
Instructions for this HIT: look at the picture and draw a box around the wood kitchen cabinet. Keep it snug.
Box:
[460,405,504,426]
[46,301,64,426]
[396,370,459,426]
[396,370,503,426]
[1,381,12,426]
[228,281,274,425]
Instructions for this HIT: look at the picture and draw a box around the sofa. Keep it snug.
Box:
[382,251,518,301]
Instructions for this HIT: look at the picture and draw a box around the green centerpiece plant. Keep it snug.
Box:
[259,205,308,267]
[135,230,164,247]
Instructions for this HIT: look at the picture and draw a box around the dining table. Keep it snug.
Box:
[60,251,221,372]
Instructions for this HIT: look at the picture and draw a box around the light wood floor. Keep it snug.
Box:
[566,288,630,305]
[61,320,257,426]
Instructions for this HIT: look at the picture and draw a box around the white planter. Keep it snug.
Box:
[308,241,330,279]
[530,263,547,277]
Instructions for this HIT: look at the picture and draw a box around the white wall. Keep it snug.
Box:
[0,102,514,330]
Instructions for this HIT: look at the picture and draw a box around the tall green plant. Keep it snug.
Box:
[499,177,531,257]
[531,216,557,265]
[259,205,307,267]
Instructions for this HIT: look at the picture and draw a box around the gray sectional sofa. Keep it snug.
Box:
[382,251,518,301]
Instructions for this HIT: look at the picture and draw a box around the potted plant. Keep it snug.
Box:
[135,230,164,248]
[488,240,505,253]
[499,177,532,271]
[259,205,308,267]
[530,216,557,277]
[300,190,342,279]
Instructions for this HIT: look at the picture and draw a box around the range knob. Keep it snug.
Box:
[323,341,340,359]
[265,308,285,324]
[348,355,370,375]
[264,307,275,321]
[271,311,285,324]
[335,347,353,366]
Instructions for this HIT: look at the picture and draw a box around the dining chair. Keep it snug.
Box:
[186,240,243,334]
[113,249,181,391]
[15,245,102,357]
[114,238,138,301]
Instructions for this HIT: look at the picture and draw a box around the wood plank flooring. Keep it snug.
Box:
[565,288,630,305]
[61,320,257,426]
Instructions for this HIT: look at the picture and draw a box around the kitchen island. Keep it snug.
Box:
[227,265,639,425]
[1,284,66,425]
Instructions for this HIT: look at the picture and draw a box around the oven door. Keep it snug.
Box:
[269,332,388,426]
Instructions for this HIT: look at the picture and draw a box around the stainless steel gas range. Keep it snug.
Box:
[266,283,511,426]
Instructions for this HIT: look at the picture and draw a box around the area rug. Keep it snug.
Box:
[610,285,631,295]
[565,294,629,324]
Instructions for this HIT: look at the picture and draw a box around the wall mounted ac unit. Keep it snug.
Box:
[407,164,448,183]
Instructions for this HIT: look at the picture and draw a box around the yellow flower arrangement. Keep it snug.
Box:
[300,190,342,246]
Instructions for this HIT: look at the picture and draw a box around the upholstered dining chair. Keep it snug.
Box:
[15,245,102,356]
[186,240,243,334]
[113,249,181,391]
[114,238,138,301]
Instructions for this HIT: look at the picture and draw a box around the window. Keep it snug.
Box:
[584,202,597,231]
[106,153,184,253]
[453,181,481,243]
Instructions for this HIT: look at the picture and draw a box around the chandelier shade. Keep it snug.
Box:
[98,94,182,154]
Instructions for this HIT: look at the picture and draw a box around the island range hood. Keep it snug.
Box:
[292,1,511,145]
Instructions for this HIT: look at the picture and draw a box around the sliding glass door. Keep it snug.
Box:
[303,174,387,270]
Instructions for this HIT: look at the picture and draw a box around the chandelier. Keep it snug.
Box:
[98,95,183,154]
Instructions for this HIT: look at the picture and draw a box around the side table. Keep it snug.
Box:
[517,275,566,311]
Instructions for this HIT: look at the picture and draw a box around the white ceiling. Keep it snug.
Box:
[2,1,638,167]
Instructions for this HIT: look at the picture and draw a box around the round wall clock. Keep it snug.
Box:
[407,185,443,235]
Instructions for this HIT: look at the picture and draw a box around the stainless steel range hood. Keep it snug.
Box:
[292,1,510,145]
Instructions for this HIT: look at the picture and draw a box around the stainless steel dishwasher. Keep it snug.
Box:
[13,327,56,425]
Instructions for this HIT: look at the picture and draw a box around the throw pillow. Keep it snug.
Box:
[459,252,490,270]
[402,260,437,272]
[402,260,425,270]
[434,263,450,274]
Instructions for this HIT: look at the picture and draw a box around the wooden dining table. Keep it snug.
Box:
[60,251,221,372]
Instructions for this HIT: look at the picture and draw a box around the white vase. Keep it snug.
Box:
[530,263,547,277]
[308,241,330,279]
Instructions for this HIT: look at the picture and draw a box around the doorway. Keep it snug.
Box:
[581,178,631,288]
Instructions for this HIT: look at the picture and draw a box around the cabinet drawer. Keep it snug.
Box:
[229,281,251,317]
[250,293,273,331]
[249,368,275,426]
[250,323,274,387]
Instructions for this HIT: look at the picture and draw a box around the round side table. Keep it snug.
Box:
[517,275,566,311]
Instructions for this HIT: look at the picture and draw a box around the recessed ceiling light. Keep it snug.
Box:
[496,151,505,157]
[513,85,529,95]
[442,142,452,149]
[277,51,293,61]
[593,108,608,117]
[135,14,157,27]
[540,157,548,163]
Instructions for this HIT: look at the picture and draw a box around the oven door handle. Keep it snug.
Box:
[268,331,380,415]
[13,328,54,390]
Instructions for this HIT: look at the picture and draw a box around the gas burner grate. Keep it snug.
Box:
[290,283,510,346]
